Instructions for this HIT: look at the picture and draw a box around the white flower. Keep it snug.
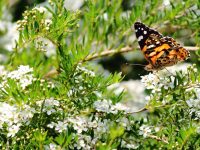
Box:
[33,6,46,13]
[18,105,35,121]
[7,65,33,79]
[141,73,160,90]
[139,125,152,138]
[68,116,88,133]
[37,38,56,57]
[113,103,130,112]
[94,100,130,114]
[93,99,111,113]
[186,88,200,109]
[7,124,21,137]
[44,98,60,107]
[94,91,102,98]
[79,140,85,147]
[0,103,18,127]
[44,19,52,26]
[19,74,34,89]
[0,102,35,137]
[76,66,95,77]
[186,89,200,120]
[121,140,138,149]
[67,89,73,97]
[155,127,161,132]
[55,121,68,133]
[47,122,56,128]
[37,98,60,115]
[44,143,59,150]
[6,65,34,89]
[95,119,109,134]
[17,65,33,75]
[116,117,130,129]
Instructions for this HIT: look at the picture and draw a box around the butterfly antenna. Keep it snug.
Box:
[164,68,175,76]
[125,63,146,67]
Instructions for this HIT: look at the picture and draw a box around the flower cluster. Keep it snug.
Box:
[47,113,131,149]
[76,65,95,77]
[67,65,95,97]
[139,125,152,138]
[186,88,200,120]
[0,65,35,90]
[141,64,199,104]
[0,103,35,137]
[36,98,61,115]
[17,6,48,31]
[93,99,130,114]
[141,72,176,93]
[0,65,55,92]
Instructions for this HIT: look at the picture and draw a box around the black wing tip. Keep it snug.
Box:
[134,22,146,28]
[134,21,142,25]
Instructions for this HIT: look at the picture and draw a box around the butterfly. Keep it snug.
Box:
[134,22,190,71]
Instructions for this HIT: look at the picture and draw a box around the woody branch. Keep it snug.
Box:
[44,46,199,78]
[82,46,199,62]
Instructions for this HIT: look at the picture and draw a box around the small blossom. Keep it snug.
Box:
[36,98,60,115]
[7,124,21,137]
[141,73,160,90]
[76,66,95,77]
[93,99,111,113]
[55,121,68,133]
[44,143,60,150]
[6,65,34,89]
[121,140,138,149]
[139,125,152,138]
[68,116,88,133]
[47,122,56,129]
[33,6,46,13]
[155,127,161,132]
[113,103,130,113]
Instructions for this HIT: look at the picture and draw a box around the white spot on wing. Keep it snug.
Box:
[135,29,138,32]
[144,31,147,34]
[138,36,143,42]
[147,44,155,49]
[141,28,144,30]
[156,41,160,44]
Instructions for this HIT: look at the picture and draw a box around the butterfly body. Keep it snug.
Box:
[134,22,190,71]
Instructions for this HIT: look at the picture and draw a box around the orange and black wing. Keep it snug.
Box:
[134,22,163,69]
[134,22,190,70]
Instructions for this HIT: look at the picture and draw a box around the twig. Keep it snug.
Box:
[44,45,199,78]
[147,134,169,144]
[127,107,147,114]
[82,46,199,62]
[82,46,133,62]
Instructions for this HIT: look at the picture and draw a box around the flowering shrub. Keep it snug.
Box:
[0,0,199,149]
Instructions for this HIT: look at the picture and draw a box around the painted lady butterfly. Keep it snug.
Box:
[134,22,190,71]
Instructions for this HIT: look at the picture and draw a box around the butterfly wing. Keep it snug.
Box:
[134,22,163,69]
[134,22,162,50]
